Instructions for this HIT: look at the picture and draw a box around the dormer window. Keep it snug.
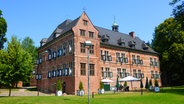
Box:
[83,20,88,26]
[142,43,149,50]
[128,40,136,48]
[101,34,110,43]
[117,37,125,46]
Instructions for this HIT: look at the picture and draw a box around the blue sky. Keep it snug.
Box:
[1,0,173,47]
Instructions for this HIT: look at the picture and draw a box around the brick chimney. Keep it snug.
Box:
[129,31,135,38]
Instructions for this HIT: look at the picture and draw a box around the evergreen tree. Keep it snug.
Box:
[79,81,84,90]
[145,77,149,89]
[149,79,153,87]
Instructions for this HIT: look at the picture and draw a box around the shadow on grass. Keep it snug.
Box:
[160,86,184,96]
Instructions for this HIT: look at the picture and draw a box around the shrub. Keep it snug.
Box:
[100,81,104,89]
[124,81,127,87]
[79,81,84,90]
[154,79,159,87]
[57,80,62,91]
[145,77,149,89]
[149,79,153,86]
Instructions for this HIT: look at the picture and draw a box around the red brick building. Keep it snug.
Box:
[36,12,161,94]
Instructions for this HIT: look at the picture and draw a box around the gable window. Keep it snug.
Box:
[89,45,94,54]
[89,31,94,38]
[83,20,88,26]
[90,64,95,76]
[80,63,86,75]
[80,43,85,53]
[80,29,86,36]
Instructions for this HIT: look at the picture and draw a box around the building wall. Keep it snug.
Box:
[36,12,161,95]
[72,12,101,94]
[37,32,76,94]
[100,46,161,89]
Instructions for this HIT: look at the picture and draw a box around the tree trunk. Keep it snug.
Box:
[9,88,11,96]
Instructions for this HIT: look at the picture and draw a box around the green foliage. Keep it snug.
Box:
[152,17,184,86]
[149,79,153,86]
[154,79,159,87]
[57,80,62,91]
[100,81,104,89]
[170,0,184,30]
[0,9,7,49]
[123,81,127,87]
[21,37,38,62]
[145,77,149,89]
[0,36,33,96]
[79,81,83,90]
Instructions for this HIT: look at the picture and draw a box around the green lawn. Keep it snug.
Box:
[0,86,184,104]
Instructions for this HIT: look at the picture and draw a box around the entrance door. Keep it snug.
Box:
[104,84,110,91]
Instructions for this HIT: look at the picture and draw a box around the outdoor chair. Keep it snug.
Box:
[124,86,129,91]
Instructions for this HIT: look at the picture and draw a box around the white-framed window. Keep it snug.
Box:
[48,71,51,78]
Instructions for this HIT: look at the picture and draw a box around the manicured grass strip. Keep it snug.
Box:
[0,92,183,104]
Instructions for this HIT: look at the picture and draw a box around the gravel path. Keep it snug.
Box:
[0,87,55,96]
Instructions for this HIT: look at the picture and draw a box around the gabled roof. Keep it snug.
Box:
[95,26,157,53]
[46,17,80,43]
[41,13,157,54]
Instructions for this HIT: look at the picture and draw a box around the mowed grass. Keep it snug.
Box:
[0,86,184,104]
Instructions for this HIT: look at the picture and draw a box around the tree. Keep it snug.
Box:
[170,0,184,30]
[57,80,62,91]
[145,77,149,89]
[0,10,7,49]
[21,37,37,86]
[21,37,38,62]
[149,79,153,87]
[100,81,104,89]
[123,81,127,87]
[0,36,33,96]
[152,17,184,86]
[154,79,159,87]
[79,81,83,90]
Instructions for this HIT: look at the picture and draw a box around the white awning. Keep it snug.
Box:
[101,79,114,83]
[119,76,140,82]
